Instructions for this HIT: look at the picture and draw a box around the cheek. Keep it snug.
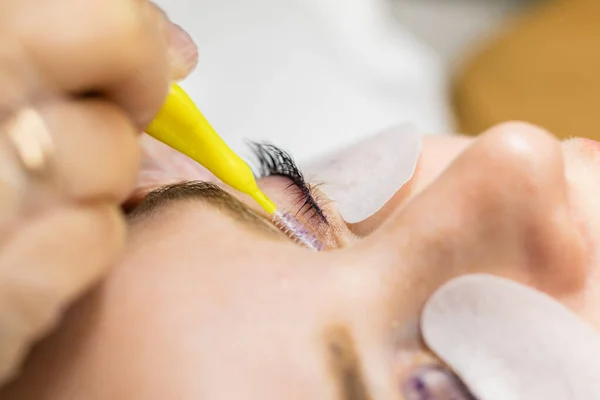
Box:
[562,139,600,295]
[562,141,599,246]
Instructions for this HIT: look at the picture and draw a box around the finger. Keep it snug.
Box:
[146,2,198,81]
[32,98,141,203]
[167,22,199,81]
[5,0,173,127]
[0,202,125,384]
[0,98,141,209]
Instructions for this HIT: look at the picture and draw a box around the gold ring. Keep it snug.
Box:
[4,107,53,176]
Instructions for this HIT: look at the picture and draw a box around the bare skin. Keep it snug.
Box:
[2,122,600,399]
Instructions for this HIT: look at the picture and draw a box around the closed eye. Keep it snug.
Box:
[250,141,329,225]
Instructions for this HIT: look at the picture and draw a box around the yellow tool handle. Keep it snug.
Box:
[146,83,276,214]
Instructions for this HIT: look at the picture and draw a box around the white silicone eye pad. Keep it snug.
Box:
[301,124,421,223]
[421,274,600,400]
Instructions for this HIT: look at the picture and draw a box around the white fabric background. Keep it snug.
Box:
[155,0,521,161]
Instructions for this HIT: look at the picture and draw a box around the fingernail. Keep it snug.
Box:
[402,365,476,400]
[167,23,199,81]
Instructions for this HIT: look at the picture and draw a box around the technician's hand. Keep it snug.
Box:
[0,0,197,385]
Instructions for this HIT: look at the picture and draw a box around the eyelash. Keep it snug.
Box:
[249,142,329,225]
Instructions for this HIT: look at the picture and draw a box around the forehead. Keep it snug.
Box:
[113,223,360,400]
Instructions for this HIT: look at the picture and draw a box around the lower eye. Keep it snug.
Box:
[402,365,476,400]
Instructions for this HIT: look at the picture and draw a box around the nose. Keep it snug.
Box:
[355,121,587,340]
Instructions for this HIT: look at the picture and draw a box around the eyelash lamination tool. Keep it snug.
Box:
[146,83,325,251]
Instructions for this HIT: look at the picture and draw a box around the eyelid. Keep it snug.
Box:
[249,141,329,225]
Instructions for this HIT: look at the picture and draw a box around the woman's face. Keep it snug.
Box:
[3,122,600,399]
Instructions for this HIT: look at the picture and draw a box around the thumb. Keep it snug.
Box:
[166,22,198,81]
[146,2,198,82]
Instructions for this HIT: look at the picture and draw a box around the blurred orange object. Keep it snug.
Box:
[453,0,600,140]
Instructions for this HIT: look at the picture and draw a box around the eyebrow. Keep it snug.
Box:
[126,181,283,238]
[323,325,373,400]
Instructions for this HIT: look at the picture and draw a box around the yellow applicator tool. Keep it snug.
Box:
[146,83,276,214]
[145,83,324,251]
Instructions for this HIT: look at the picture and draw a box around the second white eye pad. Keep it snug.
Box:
[301,124,421,223]
[421,274,600,400]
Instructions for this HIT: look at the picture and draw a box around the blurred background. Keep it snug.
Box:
[155,0,598,160]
